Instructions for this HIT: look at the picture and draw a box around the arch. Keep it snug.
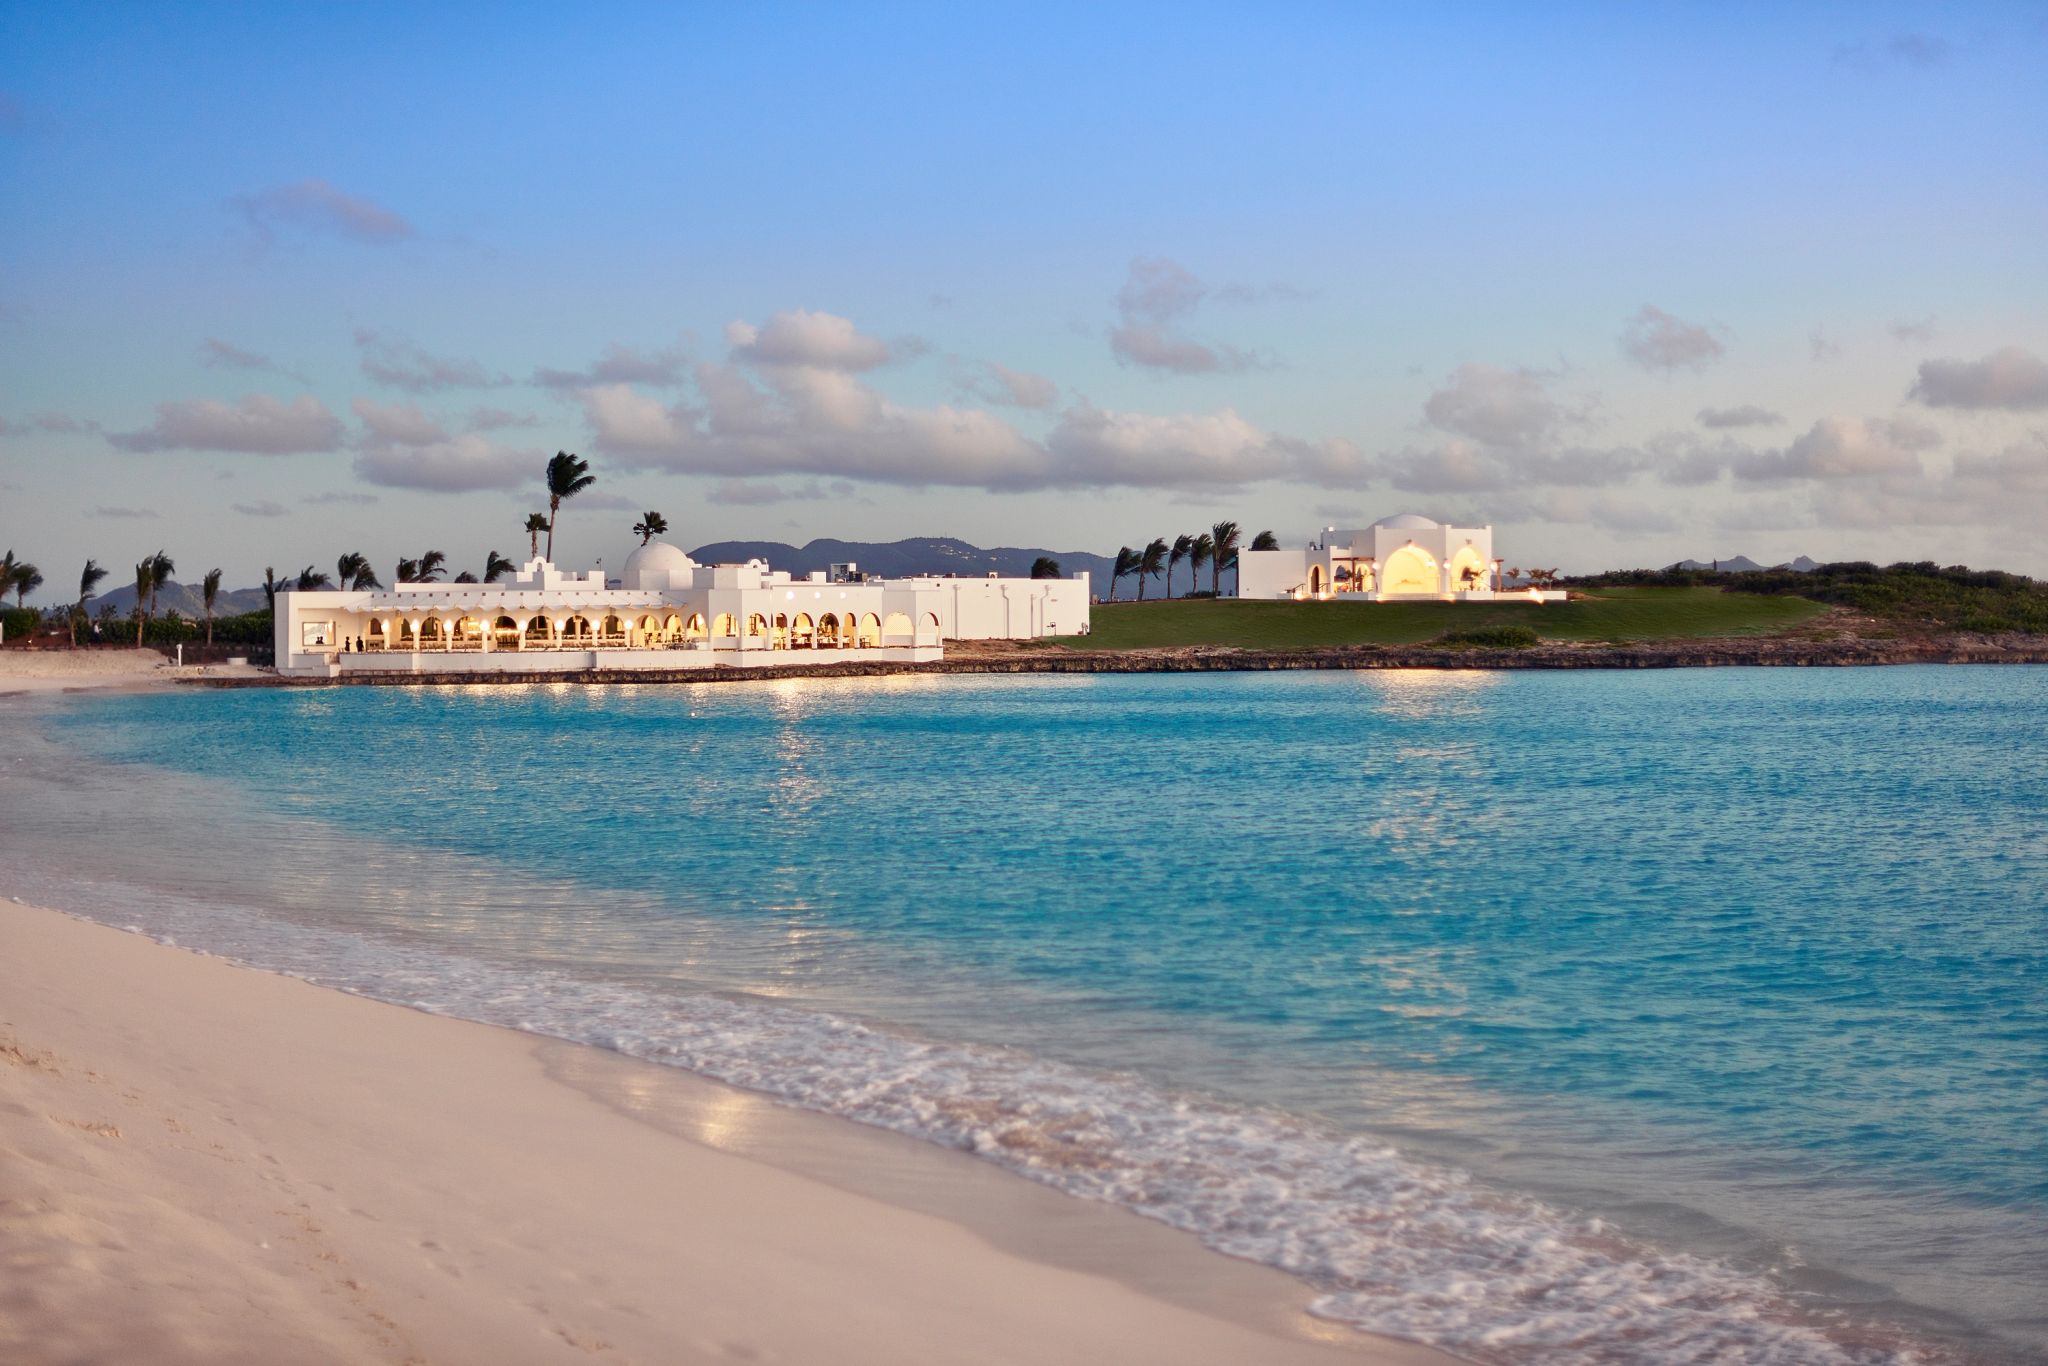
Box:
[712,612,736,639]
[746,613,768,638]
[524,615,554,646]
[922,612,940,630]
[366,618,387,650]
[857,612,881,648]
[600,614,625,644]
[661,613,683,642]
[790,612,815,648]
[1307,564,1325,597]
[882,611,912,642]
[492,615,520,649]
[816,612,840,647]
[684,613,708,641]
[1380,544,1439,596]
[562,615,594,644]
[772,612,789,649]
[397,619,417,646]
[454,617,484,649]
[419,617,444,645]
[1449,544,1489,592]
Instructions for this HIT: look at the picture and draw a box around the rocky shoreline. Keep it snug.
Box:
[184,633,2048,688]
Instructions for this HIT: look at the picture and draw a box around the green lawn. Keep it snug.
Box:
[1058,588,1827,650]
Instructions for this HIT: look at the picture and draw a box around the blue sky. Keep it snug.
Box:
[4,1,2046,596]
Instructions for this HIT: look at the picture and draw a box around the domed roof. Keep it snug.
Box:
[1373,512,1440,531]
[621,539,696,588]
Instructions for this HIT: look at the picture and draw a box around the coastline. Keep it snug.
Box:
[0,900,1450,1366]
[178,631,2048,689]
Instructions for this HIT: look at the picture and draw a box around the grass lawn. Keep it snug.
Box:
[1057,587,1828,650]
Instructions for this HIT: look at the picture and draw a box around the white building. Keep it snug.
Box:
[1236,514,1565,602]
[274,541,1090,678]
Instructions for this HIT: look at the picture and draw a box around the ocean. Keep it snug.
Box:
[4,667,2043,1362]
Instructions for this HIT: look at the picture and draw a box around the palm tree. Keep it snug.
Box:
[296,566,332,591]
[262,566,280,613]
[1210,521,1240,597]
[1250,529,1279,551]
[132,559,155,645]
[73,558,108,646]
[543,451,596,561]
[1108,546,1139,601]
[414,550,447,583]
[1137,538,1168,601]
[1188,533,1213,596]
[201,568,222,645]
[146,550,174,620]
[633,511,668,545]
[484,550,515,584]
[1030,556,1060,579]
[336,551,381,591]
[1169,534,1193,598]
[524,513,549,560]
[452,571,479,583]
[394,557,418,584]
[0,551,13,597]
[11,560,42,609]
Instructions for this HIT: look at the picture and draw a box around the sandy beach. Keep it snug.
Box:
[0,902,1451,1366]
[0,647,269,696]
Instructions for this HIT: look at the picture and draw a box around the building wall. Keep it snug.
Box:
[1237,549,1310,599]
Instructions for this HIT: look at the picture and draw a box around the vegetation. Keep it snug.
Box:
[524,512,549,559]
[1137,537,1167,600]
[543,451,596,560]
[633,510,668,545]
[202,567,222,645]
[1062,587,1827,650]
[72,558,108,646]
[1030,556,1060,579]
[1438,625,1540,649]
[484,550,516,583]
[1568,561,2048,634]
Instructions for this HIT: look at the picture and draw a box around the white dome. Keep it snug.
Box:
[621,540,696,589]
[1373,513,1440,531]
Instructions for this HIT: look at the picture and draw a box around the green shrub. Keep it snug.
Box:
[1,606,40,641]
[1437,625,1539,648]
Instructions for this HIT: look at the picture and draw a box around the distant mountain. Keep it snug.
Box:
[688,536,1118,585]
[89,579,270,618]
[1668,555,1818,573]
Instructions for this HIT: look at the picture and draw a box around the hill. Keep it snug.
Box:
[88,580,270,619]
[689,536,1115,584]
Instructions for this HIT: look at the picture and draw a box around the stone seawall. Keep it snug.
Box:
[183,634,2048,688]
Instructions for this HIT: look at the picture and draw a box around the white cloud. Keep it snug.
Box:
[355,330,504,393]
[1423,364,1575,448]
[350,397,449,447]
[1909,346,2048,411]
[726,311,894,371]
[231,499,289,517]
[1108,257,1264,374]
[1697,404,1782,429]
[964,363,1059,410]
[232,180,413,246]
[1952,431,2048,495]
[1044,407,1290,488]
[109,394,343,454]
[1732,415,1940,481]
[1619,305,1726,372]
[1890,316,1938,345]
[532,344,690,389]
[352,434,534,492]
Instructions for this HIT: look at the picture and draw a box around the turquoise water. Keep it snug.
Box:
[6,668,2045,1362]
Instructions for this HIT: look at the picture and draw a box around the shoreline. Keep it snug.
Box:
[177,631,2048,688]
[0,899,1450,1366]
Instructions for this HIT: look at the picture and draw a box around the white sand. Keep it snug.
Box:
[0,647,265,694]
[0,903,1454,1366]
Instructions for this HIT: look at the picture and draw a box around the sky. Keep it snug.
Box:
[3,1,2046,600]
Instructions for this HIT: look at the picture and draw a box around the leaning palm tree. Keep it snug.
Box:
[296,566,332,591]
[0,551,14,596]
[11,560,42,609]
[1189,533,1214,594]
[1210,521,1240,596]
[146,550,174,620]
[484,550,515,584]
[1108,546,1139,601]
[73,558,108,646]
[1169,534,1192,598]
[633,511,668,545]
[261,566,280,613]
[131,559,155,645]
[452,571,479,583]
[1137,538,1168,602]
[523,513,549,560]
[414,549,447,583]
[1030,556,1060,580]
[1250,529,1279,551]
[543,451,596,561]
[336,551,382,591]
[202,568,222,645]
[394,557,419,584]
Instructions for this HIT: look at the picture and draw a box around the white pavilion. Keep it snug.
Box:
[274,541,1091,677]
[1235,514,1565,602]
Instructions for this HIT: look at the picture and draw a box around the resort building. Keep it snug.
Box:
[274,541,1090,677]
[1236,514,1565,602]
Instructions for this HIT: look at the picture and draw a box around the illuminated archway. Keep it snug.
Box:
[1307,564,1325,597]
[882,611,912,641]
[713,613,736,639]
[1380,545,1439,595]
[790,612,814,648]
[857,612,881,647]
[747,613,768,638]
[524,615,554,645]
[817,613,840,647]
[1449,545,1489,592]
